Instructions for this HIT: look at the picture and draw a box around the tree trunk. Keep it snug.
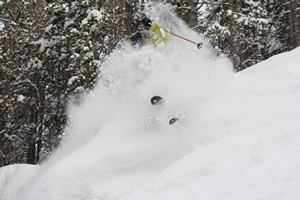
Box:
[0,110,6,166]
[141,0,145,11]
[27,106,38,164]
[123,0,132,35]
[288,0,299,49]
[8,4,19,61]
[187,0,198,28]
[36,82,45,164]
[228,0,239,71]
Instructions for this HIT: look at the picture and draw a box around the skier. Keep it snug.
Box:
[130,17,171,48]
[130,18,179,125]
[130,18,202,125]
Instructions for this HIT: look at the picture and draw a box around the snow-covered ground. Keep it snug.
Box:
[1,4,300,200]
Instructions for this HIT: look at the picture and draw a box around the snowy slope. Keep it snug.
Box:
[121,47,300,200]
[1,4,300,200]
[0,164,36,199]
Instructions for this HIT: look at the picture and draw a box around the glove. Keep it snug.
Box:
[142,17,152,30]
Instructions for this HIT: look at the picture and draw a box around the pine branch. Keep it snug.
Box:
[12,79,40,96]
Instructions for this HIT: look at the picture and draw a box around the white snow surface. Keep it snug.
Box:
[1,4,300,200]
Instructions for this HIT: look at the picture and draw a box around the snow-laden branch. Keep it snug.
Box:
[12,79,39,95]
[0,17,9,24]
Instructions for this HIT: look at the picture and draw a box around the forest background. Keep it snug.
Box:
[0,0,299,167]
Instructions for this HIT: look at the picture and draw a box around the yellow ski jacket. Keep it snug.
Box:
[141,22,171,46]
[149,22,171,44]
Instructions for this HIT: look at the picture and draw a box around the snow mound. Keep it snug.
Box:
[0,164,36,200]
[123,47,300,200]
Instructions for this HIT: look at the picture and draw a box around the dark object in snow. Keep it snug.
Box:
[151,95,164,105]
[169,118,179,125]
[151,96,180,125]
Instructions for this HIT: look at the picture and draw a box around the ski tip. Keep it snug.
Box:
[169,118,179,125]
[151,96,164,105]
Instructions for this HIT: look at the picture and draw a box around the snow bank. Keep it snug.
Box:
[0,164,36,200]
[123,47,300,200]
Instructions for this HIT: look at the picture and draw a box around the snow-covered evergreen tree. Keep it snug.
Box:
[266,0,300,57]
[42,0,93,157]
[166,0,204,29]
[41,0,139,159]
[200,0,231,55]
[202,0,269,71]
[0,0,50,165]
[0,0,145,166]
[64,0,102,94]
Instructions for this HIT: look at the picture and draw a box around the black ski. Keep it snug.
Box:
[169,118,179,125]
[151,96,164,105]
[150,96,179,125]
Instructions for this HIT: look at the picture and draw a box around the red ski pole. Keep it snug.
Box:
[151,23,203,49]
